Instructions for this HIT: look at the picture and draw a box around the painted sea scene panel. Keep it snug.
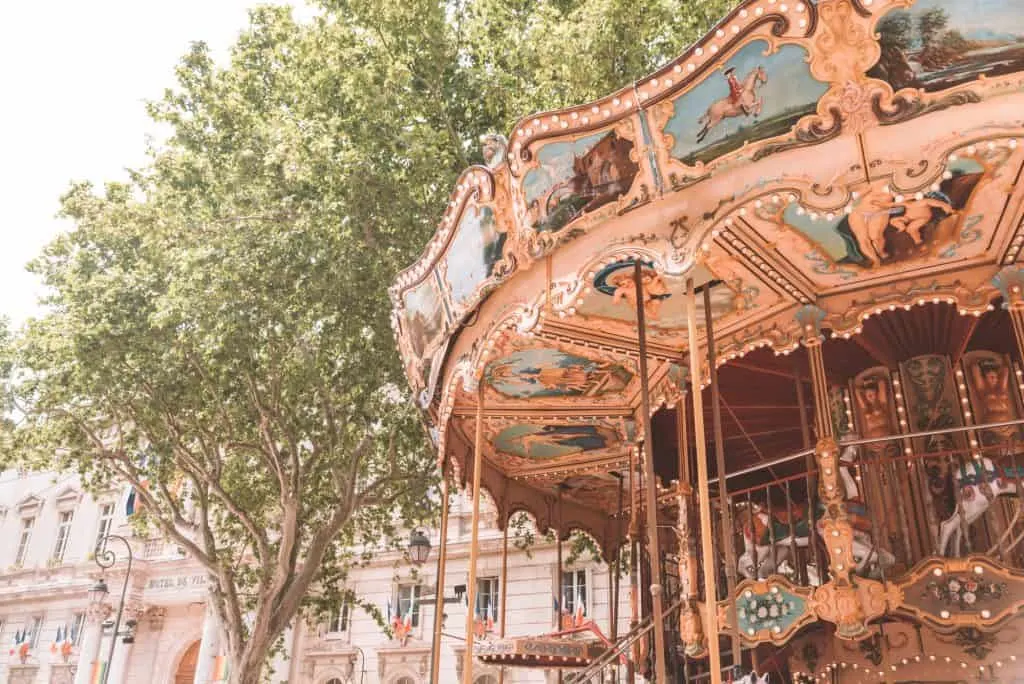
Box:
[402,276,447,357]
[523,131,639,233]
[870,0,1024,92]
[442,205,506,309]
[780,158,984,268]
[494,424,619,459]
[664,40,828,165]
[485,349,633,399]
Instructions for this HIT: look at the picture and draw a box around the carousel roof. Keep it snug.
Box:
[390,0,1024,551]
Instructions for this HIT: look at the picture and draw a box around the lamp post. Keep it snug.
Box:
[409,530,431,565]
[94,534,133,684]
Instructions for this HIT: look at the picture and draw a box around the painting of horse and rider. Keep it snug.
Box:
[664,40,828,165]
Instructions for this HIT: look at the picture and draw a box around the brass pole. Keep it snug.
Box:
[687,277,723,684]
[429,458,451,684]
[632,261,669,684]
[462,384,485,684]
[611,473,624,682]
[627,447,639,682]
[498,519,509,684]
[705,286,740,672]
[556,487,564,684]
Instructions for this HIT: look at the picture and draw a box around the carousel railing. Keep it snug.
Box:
[705,419,1024,591]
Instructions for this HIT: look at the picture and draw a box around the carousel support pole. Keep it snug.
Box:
[795,358,823,582]
[556,486,564,684]
[797,305,868,639]
[611,473,624,683]
[627,447,639,682]
[498,518,509,684]
[430,457,451,684]
[462,383,486,684]
[705,286,741,674]
[633,261,670,684]
[686,277,723,684]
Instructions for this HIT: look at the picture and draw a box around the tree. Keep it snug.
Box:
[876,12,913,52]
[7,1,732,682]
[917,7,948,49]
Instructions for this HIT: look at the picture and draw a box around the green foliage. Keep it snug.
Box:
[5,0,733,681]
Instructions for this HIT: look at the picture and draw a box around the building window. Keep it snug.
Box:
[474,676,499,684]
[394,678,416,684]
[326,602,350,635]
[71,613,85,646]
[396,584,421,628]
[95,503,114,553]
[475,577,499,622]
[561,569,588,618]
[52,510,75,563]
[26,616,42,648]
[325,679,343,684]
[14,518,35,567]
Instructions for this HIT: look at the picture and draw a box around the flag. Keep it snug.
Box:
[89,661,108,684]
[212,655,229,681]
[386,597,392,623]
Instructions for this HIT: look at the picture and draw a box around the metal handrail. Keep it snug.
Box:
[564,597,684,684]
[709,417,1024,485]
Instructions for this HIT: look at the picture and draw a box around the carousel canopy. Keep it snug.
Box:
[391,0,1024,552]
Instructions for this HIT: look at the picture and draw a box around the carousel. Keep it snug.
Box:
[390,0,1024,681]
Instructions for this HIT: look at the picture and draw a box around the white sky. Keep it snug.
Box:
[0,1,310,327]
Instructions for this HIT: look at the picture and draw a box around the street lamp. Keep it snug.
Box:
[88,579,110,605]
[94,535,133,684]
[409,530,431,565]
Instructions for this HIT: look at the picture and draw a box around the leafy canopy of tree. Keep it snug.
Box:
[7,0,731,681]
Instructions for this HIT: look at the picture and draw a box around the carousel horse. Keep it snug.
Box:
[696,66,767,143]
[733,672,770,684]
[937,457,1024,556]
[737,442,895,581]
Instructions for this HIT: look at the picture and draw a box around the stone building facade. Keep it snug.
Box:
[0,470,628,684]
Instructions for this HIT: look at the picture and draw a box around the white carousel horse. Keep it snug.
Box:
[937,456,1023,556]
[736,442,895,582]
[734,672,770,684]
[696,66,767,143]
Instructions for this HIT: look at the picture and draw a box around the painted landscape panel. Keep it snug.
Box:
[523,131,639,233]
[870,0,1024,92]
[442,205,506,309]
[665,40,828,165]
[402,276,447,358]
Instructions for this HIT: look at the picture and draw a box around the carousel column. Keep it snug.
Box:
[685,278,723,684]
[705,286,741,672]
[796,305,868,640]
[626,447,639,682]
[193,603,222,684]
[462,382,486,684]
[995,267,1024,359]
[632,261,669,684]
[430,456,451,684]
[497,518,509,684]
[73,603,109,684]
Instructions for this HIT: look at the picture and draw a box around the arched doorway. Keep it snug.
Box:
[174,641,201,684]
